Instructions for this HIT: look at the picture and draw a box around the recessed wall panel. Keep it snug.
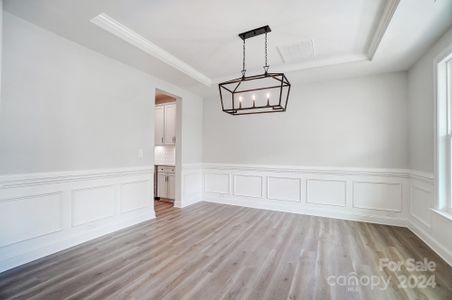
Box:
[204,173,230,194]
[353,181,402,212]
[120,180,151,213]
[268,177,301,202]
[306,179,346,206]
[234,175,263,198]
[72,185,115,226]
[410,185,432,227]
[0,192,63,247]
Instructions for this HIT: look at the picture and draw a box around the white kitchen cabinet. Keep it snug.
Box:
[167,174,175,199]
[157,173,168,198]
[155,104,176,145]
[164,104,176,144]
[155,106,165,145]
[156,166,176,200]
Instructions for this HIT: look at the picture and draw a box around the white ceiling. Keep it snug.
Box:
[4,0,452,96]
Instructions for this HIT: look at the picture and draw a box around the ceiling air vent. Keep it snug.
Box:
[277,39,315,63]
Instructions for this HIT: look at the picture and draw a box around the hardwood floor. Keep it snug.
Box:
[0,202,451,299]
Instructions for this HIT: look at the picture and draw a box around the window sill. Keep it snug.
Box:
[431,208,452,222]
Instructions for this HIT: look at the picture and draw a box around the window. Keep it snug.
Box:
[436,51,452,213]
[447,59,452,213]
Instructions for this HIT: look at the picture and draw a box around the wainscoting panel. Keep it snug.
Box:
[177,164,203,208]
[72,185,116,226]
[120,180,152,214]
[409,184,433,228]
[0,192,63,247]
[267,176,301,202]
[352,181,402,212]
[204,173,230,194]
[407,172,452,266]
[306,179,346,207]
[0,167,154,273]
[233,175,263,198]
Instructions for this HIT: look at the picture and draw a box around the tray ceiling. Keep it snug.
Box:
[4,0,452,93]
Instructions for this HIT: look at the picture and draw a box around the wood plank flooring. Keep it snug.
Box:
[0,201,451,299]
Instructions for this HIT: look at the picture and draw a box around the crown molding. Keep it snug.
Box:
[90,13,212,87]
[91,1,399,87]
[213,0,399,83]
[366,0,400,60]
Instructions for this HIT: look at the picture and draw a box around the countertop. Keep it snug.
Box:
[155,164,175,167]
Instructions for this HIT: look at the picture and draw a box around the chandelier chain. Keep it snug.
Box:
[264,32,269,74]
[241,39,246,77]
[265,32,268,67]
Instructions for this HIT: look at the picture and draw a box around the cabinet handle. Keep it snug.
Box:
[172,136,176,143]
[161,137,163,143]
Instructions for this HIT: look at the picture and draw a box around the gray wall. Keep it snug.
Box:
[408,26,452,173]
[0,13,203,174]
[203,72,409,169]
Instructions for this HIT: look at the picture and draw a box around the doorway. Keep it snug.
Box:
[153,89,179,216]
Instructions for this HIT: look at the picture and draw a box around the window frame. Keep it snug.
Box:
[435,47,452,214]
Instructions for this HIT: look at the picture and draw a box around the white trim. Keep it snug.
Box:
[0,167,155,273]
[409,185,433,228]
[266,176,302,203]
[203,163,409,177]
[366,0,400,59]
[409,170,435,183]
[431,208,452,222]
[203,163,407,226]
[351,181,403,213]
[202,163,451,266]
[212,0,400,82]
[90,13,212,87]
[91,2,399,85]
[407,220,452,267]
[0,166,154,188]
[204,197,406,227]
[434,42,452,211]
[232,174,264,199]
[306,179,347,207]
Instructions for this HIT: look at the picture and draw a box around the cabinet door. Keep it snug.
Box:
[155,106,165,145]
[164,104,176,145]
[157,174,168,198]
[167,174,175,200]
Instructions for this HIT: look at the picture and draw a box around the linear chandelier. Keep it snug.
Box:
[219,25,291,116]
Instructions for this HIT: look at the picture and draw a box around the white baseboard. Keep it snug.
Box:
[0,166,155,273]
[204,196,406,227]
[407,220,452,266]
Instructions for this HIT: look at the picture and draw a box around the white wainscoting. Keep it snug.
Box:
[352,181,402,212]
[0,167,155,273]
[177,163,203,208]
[408,171,452,266]
[203,164,409,226]
[306,179,346,207]
[202,164,452,266]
